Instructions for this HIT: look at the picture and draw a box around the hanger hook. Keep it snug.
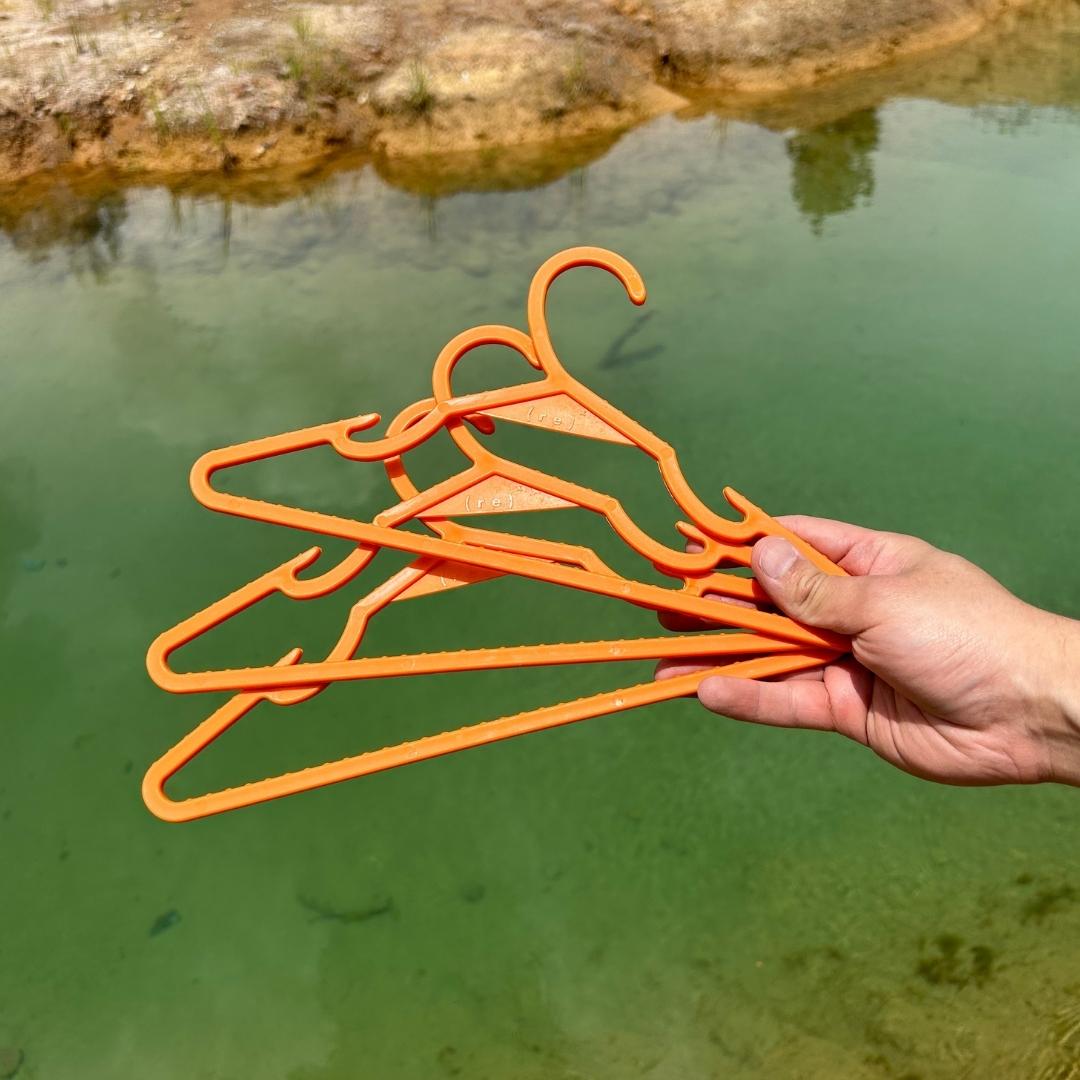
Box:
[431,323,539,404]
[527,246,647,374]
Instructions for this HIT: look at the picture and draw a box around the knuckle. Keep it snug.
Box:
[788,566,830,617]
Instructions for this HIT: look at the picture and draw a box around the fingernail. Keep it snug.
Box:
[756,537,799,580]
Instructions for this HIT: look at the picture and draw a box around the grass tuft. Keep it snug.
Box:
[195,87,226,146]
[403,59,434,117]
[555,41,621,111]
[279,14,353,100]
[67,9,86,54]
[147,91,172,143]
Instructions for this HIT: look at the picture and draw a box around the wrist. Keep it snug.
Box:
[1031,610,1080,786]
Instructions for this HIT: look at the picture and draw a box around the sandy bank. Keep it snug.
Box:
[0,0,1044,185]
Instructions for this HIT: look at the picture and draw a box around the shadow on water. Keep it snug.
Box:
[598,311,664,370]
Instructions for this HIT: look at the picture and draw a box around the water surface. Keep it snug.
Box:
[3,8,1080,1077]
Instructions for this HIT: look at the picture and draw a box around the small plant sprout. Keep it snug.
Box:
[195,86,226,146]
[405,60,434,117]
[148,91,171,142]
[291,13,313,46]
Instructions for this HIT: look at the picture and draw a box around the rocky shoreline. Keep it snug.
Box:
[0,0,1044,186]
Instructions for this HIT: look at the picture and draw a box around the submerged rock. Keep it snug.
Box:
[0,1047,24,1079]
[297,892,394,924]
[149,908,181,937]
[460,882,486,904]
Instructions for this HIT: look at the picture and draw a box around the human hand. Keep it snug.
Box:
[657,517,1080,787]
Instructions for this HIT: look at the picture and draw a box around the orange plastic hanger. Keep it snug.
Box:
[144,247,847,821]
[142,650,834,822]
[147,393,820,697]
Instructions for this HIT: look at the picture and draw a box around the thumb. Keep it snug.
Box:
[753,536,874,636]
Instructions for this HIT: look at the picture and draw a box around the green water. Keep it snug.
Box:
[3,10,1080,1078]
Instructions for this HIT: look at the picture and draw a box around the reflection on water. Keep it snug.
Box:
[0,103,881,263]
[0,186,127,279]
[6,0,1080,272]
[679,0,1080,148]
[3,4,1080,1079]
[785,108,880,234]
